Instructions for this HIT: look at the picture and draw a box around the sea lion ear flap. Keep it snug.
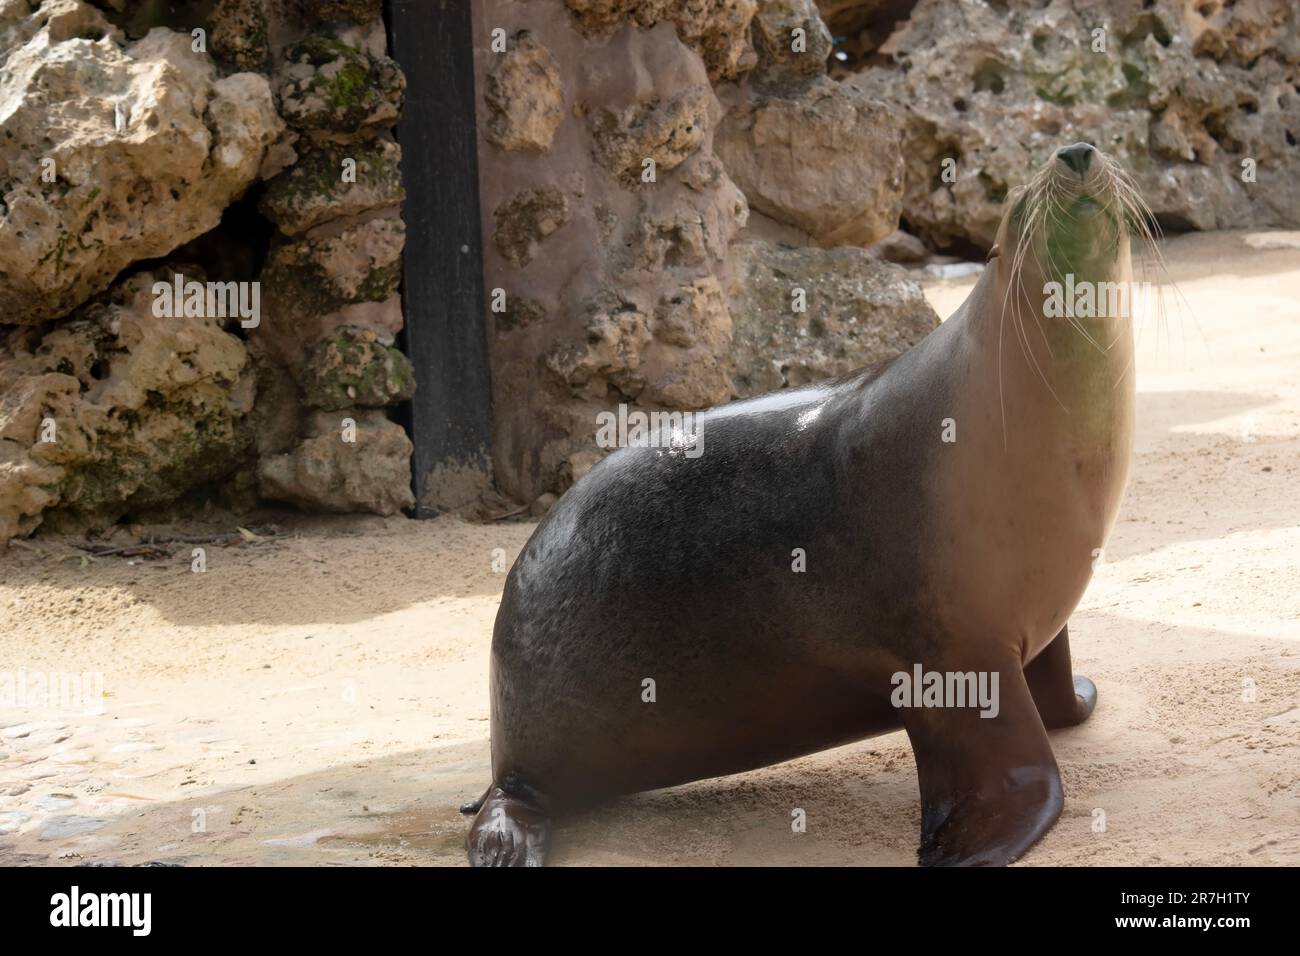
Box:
[986,243,1000,262]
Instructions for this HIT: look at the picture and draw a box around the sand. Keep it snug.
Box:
[1,228,1297,866]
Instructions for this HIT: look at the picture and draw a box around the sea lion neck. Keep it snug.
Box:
[941,247,1136,459]
[961,251,1137,386]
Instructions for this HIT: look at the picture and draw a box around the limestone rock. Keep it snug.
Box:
[493,187,572,267]
[259,215,405,349]
[640,276,733,408]
[256,295,404,374]
[210,0,270,71]
[751,0,833,79]
[246,350,304,460]
[814,0,901,40]
[565,448,605,485]
[257,409,414,516]
[589,84,717,184]
[622,181,747,272]
[484,31,566,153]
[868,229,929,264]
[296,0,384,24]
[0,271,254,540]
[716,77,904,246]
[472,9,753,502]
[542,279,734,410]
[260,139,404,235]
[843,0,1300,247]
[299,326,415,411]
[277,32,405,139]
[0,8,283,325]
[543,295,652,400]
[727,239,938,395]
[530,491,558,516]
[563,0,759,81]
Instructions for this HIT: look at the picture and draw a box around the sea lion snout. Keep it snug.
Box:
[994,143,1140,279]
[1056,142,1096,178]
[1048,143,1108,202]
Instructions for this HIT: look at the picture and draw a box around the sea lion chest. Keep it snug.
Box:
[926,324,1135,661]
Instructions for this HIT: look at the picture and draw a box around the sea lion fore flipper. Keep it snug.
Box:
[902,664,1063,866]
[466,786,552,868]
[1025,624,1099,730]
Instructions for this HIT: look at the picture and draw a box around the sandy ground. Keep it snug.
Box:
[1,229,1298,867]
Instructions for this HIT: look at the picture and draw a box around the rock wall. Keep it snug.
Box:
[823,0,1300,249]
[0,0,414,541]
[474,0,935,504]
[22,0,1268,535]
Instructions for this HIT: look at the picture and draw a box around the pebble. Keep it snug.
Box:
[261,828,336,849]
[2,721,67,740]
[33,794,78,812]
[110,742,163,753]
[0,811,31,833]
[38,815,110,840]
[20,730,72,748]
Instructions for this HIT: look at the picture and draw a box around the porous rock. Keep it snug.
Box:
[484,30,566,153]
[276,32,405,138]
[0,270,254,539]
[257,408,414,515]
[727,239,939,395]
[259,139,404,236]
[299,326,415,411]
[840,0,1300,248]
[715,77,905,246]
[0,4,283,325]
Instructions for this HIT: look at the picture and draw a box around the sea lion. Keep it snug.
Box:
[464,143,1152,866]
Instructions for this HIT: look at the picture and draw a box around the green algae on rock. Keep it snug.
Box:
[277,32,405,138]
[260,140,404,236]
[299,326,415,412]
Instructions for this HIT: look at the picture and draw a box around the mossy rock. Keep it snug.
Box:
[260,139,404,235]
[296,0,384,25]
[1,264,261,537]
[211,0,271,72]
[299,326,415,411]
[279,32,405,136]
[260,216,405,324]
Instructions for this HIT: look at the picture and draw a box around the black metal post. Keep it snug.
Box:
[387,0,492,515]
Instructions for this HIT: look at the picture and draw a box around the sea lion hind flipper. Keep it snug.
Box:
[458,783,492,815]
[1025,624,1099,730]
[465,786,552,867]
[902,666,1063,867]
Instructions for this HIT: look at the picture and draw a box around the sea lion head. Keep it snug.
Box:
[989,143,1155,307]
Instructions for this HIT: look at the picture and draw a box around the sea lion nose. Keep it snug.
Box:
[1057,142,1095,177]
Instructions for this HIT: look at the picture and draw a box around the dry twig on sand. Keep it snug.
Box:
[70,525,283,560]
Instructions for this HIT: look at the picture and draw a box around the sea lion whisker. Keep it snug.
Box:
[1112,184,1183,354]
[1015,284,1070,412]
[997,215,1038,440]
[1019,204,1108,356]
[1001,215,1068,410]
[1110,340,1138,391]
